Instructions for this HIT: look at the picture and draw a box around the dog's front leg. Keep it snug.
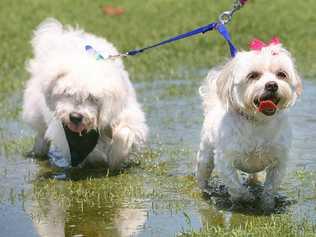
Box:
[106,102,148,171]
[216,154,255,202]
[261,157,287,212]
[108,126,135,170]
[109,123,147,171]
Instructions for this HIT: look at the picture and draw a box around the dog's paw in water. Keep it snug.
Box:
[204,177,294,214]
[260,191,276,213]
[230,185,256,203]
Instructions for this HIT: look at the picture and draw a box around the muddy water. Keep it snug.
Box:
[0,79,316,237]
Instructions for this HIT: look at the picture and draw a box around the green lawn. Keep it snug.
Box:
[0,0,315,96]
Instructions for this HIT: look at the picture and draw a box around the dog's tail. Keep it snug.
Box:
[199,69,222,114]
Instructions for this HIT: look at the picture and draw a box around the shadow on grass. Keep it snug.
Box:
[29,155,141,181]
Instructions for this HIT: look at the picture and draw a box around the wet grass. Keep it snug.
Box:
[33,153,195,211]
[181,216,316,237]
[1,0,316,237]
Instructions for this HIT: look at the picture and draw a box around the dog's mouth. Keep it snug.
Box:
[254,93,280,116]
[66,122,87,135]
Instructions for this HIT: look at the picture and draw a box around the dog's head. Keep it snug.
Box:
[216,39,302,119]
[41,55,128,135]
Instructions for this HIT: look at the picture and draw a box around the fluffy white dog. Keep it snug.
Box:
[196,38,302,210]
[23,18,148,170]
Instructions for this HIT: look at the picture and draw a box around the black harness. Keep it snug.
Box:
[63,125,99,167]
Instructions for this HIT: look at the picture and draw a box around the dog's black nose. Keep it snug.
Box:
[265,81,278,93]
[69,112,83,125]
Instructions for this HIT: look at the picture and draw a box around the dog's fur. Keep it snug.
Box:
[196,42,302,210]
[23,18,148,170]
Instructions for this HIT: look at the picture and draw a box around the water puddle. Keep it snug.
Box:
[0,78,316,236]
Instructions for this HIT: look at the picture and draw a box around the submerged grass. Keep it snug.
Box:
[32,148,196,210]
[180,216,316,237]
[28,144,316,236]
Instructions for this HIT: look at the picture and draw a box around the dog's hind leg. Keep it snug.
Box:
[196,138,214,193]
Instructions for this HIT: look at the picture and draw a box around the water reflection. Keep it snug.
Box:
[30,187,148,237]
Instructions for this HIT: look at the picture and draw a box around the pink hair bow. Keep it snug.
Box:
[249,37,281,51]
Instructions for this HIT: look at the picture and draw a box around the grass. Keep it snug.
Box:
[180,216,316,237]
[0,1,316,237]
[0,0,315,97]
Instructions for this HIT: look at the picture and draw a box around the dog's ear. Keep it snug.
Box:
[216,61,235,108]
[283,49,303,97]
[97,92,125,131]
[294,71,303,96]
[43,71,68,110]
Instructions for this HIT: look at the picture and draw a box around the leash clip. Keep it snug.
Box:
[107,53,128,60]
[218,11,233,25]
[218,0,245,24]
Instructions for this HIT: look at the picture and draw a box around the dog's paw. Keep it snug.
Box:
[108,126,136,170]
[231,188,256,203]
[112,126,135,151]
[260,191,276,213]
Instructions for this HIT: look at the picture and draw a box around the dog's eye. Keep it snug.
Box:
[87,94,98,103]
[276,71,288,80]
[247,71,261,80]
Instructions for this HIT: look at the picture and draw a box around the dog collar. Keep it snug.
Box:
[237,110,255,121]
[236,108,281,122]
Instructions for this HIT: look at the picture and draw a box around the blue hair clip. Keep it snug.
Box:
[85,45,105,60]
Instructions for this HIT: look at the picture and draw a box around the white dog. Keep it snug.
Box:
[196,38,302,210]
[23,18,148,170]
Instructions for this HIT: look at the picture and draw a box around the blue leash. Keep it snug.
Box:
[86,23,237,59]
[86,0,247,59]
[126,22,237,57]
